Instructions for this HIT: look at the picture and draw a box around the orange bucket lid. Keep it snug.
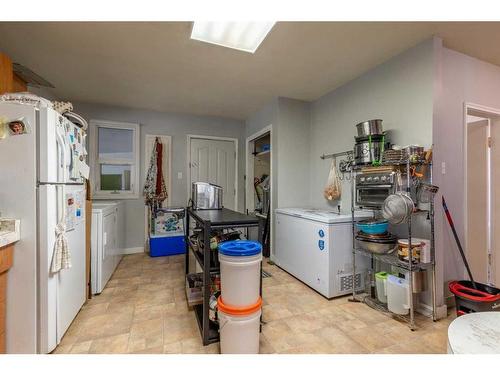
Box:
[217,296,262,316]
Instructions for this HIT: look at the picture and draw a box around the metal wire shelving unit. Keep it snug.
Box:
[349,158,438,330]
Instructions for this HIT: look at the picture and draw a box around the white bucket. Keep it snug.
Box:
[218,298,262,354]
[219,252,262,307]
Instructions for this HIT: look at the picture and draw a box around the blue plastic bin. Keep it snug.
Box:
[149,235,186,257]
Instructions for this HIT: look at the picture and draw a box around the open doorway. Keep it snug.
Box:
[465,104,500,286]
[246,126,272,257]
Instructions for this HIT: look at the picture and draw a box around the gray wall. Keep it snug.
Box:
[276,98,311,208]
[245,38,439,309]
[309,38,435,211]
[434,46,500,295]
[74,102,245,249]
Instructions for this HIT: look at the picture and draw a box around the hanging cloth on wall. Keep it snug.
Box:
[144,137,168,210]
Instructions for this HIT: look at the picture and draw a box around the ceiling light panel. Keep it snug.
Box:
[191,21,276,53]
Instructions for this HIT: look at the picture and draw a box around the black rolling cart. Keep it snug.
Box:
[184,208,263,345]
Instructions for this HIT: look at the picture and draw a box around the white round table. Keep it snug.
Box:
[448,312,500,354]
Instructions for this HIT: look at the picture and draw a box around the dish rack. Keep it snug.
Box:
[349,158,438,331]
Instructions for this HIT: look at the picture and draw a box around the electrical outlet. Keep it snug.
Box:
[177,172,183,179]
[441,162,446,175]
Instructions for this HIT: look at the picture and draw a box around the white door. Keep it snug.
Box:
[190,138,236,210]
[467,119,489,284]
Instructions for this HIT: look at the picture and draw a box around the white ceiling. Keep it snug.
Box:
[1,22,500,119]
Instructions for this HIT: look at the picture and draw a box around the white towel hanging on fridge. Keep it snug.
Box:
[51,221,71,273]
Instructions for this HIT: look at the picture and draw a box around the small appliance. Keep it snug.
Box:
[355,171,400,208]
[191,182,223,210]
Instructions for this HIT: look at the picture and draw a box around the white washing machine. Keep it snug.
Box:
[91,201,126,294]
[274,208,373,298]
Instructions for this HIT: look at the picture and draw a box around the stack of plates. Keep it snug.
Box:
[382,149,408,164]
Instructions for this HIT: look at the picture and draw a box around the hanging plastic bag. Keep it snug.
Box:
[323,160,342,201]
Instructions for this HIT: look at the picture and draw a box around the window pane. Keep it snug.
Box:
[100,164,132,191]
[98,127,134,160]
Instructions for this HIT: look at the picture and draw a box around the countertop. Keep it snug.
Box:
[188,208,259,227]
[0,218,20,248]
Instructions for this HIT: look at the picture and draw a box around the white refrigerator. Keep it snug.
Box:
[0,102,87,353]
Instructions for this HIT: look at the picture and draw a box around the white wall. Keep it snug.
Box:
[433,46,500,298]
[309,38,435,211]
[74,102,246,249]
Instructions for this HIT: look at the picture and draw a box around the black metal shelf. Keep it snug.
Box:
[354,247,433,271]
[188,242,220,273]
[193,304,220,344]
[185,207,262,346]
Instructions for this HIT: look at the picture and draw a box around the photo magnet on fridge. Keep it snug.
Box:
[7,117,31,136]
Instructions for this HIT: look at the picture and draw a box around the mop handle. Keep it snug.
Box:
[442,196,477,289]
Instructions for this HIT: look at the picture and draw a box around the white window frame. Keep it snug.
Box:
[90,119,140,200]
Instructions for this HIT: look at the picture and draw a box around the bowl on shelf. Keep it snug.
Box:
[355,232,398,254]
[356,219,389,235]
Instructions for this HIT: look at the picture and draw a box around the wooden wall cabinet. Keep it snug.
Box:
[0,52,27,95]
[0,244,14,353]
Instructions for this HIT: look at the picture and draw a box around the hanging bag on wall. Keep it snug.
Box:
[323,159,342,201]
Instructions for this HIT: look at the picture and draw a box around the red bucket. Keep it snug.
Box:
[449,280,500,316]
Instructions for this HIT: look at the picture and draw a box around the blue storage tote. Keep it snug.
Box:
[149,234,186,257]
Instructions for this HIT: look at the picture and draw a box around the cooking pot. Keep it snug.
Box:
[354,134,387,165]
[356,119,383,137]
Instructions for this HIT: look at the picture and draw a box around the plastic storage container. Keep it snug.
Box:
[387,274,410,315]
[375,272,389,303]
[149,235,185,257]
[218,240,262,307]
[149,207,186,257]
[217,296,262,354]
[412,237,431,263]
[185,273,203,307]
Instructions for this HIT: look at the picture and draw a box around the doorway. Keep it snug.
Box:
[245,126,272,257]
[465,104,500,286]
[187,135,238,210]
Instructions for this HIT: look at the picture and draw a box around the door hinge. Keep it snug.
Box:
[488,137,493,148]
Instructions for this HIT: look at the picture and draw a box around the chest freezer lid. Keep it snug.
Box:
[275,207,373,224]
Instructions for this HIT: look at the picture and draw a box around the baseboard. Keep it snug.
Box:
[122,247,144,255]
[417,302,448,320]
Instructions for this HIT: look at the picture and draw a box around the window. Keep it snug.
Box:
[90,120,140,199]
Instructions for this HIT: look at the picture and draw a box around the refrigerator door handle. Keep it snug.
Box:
[55,127,65,182]
[55,127,67,223]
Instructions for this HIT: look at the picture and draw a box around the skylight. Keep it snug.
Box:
[190,21,276,53]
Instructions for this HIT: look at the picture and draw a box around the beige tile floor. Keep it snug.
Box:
[53,253,455,354]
